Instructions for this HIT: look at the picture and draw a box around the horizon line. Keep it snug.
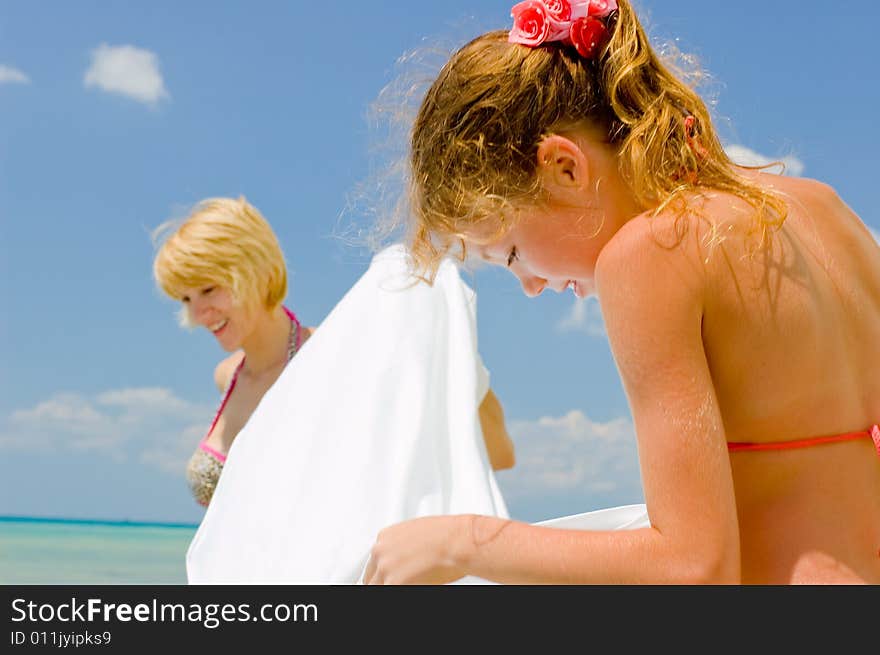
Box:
[0,514,199,529]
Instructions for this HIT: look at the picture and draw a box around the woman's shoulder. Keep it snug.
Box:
[296,325,316,351]
[213,351,245,393]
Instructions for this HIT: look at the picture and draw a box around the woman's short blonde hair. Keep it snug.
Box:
[152,196,288,326]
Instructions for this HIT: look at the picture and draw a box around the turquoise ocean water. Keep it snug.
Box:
[0,517,198,584]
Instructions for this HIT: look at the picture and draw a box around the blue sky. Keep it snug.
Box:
[1,1,878,525]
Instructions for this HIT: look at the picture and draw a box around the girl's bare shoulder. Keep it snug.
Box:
[596,206,710,296]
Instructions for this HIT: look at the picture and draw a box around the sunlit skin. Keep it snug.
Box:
[363,126,880,585]
[179,283,313,455]
[477,129,641,300]
[180,283,301,371]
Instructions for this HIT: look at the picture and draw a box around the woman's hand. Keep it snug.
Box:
[363,515,473,585]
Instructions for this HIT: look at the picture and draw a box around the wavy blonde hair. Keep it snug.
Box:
[408,0,787,278]
[152,196,288,326]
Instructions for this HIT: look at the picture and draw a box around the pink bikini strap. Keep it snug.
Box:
[199,441,228,463]
[199,357,245,461]
[198,307,301,463]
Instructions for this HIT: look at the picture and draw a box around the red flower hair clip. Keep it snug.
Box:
[508,0,618,60]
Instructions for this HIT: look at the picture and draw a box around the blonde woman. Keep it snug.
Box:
[363,0,880,584]
[153,197,315,506]
[154,197,514,508]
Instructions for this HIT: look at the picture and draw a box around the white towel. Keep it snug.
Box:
[186,244,509,584]
[536,504,650,531]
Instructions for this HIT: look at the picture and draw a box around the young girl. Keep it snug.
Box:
[153,196,315,506]
[364,0,880,584]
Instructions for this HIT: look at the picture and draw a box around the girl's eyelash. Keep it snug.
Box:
[507,247,518,267]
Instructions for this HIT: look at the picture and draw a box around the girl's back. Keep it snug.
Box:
[699,171,880,582]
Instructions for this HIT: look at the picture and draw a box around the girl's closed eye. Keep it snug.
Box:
[506,247,518,267]
[203,286,215,295]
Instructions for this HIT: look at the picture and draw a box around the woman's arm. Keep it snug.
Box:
[365,217,741,584]
[479,389,516,470]
[213,352,244,393]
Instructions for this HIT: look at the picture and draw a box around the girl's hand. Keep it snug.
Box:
[363,515,472,585]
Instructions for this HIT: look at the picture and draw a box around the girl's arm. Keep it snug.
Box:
[365,216,741,584]
[479,388,516,471]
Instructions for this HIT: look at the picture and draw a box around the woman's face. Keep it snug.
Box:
[476,201,606,299]
[180,284,252,351]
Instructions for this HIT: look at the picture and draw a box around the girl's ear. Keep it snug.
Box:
[536,134,590,198]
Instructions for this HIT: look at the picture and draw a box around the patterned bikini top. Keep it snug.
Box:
[186,307,302,507]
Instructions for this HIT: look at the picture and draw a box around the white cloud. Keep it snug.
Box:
[557,296,606,337]
[0,388,210,473]
[97,387,192,413]
[0,64,30,84]
[724,144,804,177]
[496,409,643,504]
[84,43,169,106]
[9,394,117,449]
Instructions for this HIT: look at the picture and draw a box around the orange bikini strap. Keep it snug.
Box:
[728,425,880,455]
